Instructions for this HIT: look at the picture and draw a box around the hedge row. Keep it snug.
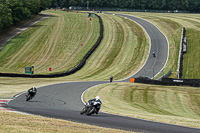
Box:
[0,13,104,78]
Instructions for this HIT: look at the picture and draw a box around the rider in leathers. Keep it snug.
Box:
[88,96,102,114]
[28,86,37,97]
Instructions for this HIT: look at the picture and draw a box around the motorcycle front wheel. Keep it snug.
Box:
[80,108,87,115]
[26,95,32,101]
[86,107,95,115]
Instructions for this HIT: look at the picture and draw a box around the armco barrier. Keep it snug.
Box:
[134,77,200,87]
[70,6,190,13]
[177,28,186,79]
[162,78,200,84]
[158,70,171,81]
[0,14,104,78]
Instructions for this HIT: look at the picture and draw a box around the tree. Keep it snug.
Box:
[8,0,29,23]
[0,0,53,32]
[0,0,12,30]
[128,0,138,9]
[183,0,189,10]
[60,0,69,8]
[110,0,118,8]
[39,0,52,11]
[189,0,200,12]
[161,0,167,10]
[69,0,77,6]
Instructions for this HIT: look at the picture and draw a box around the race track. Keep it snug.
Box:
[119,14,169,82]
[8,14,200,133]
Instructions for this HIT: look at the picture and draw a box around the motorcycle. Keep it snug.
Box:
[26,90,36,101]
[110,76,113,82]
[80,101,101,115]
[153,52,156,57]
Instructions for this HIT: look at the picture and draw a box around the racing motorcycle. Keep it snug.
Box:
[26,90,36,101]
[80,101,101,115]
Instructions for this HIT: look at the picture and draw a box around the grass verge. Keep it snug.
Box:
[183,29,200,78]
[84,82,200,128]
[0,111,133,133]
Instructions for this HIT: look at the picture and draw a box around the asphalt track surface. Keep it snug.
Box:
[119,13,169,82]
[8,14,200,133]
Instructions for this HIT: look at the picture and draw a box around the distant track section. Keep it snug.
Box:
[116,14,169,81]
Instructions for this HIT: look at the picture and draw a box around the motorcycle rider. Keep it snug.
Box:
[28,86,37,97]
[87,96,102,114]
[110,75,113,82]
[152,52,156,57]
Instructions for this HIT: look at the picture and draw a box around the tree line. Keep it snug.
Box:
[1,0,199,32]
[51,0,199,12]
[0,0,52,31]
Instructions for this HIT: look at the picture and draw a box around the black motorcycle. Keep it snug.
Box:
[80,101,101,115]
[26,90,36,101]
[110,76,113,82]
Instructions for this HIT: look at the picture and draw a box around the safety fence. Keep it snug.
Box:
[134,77,200,87]
[158,70,171,81]
[0,14,104,78]
[70,6,190,13]
[177,28,187,79]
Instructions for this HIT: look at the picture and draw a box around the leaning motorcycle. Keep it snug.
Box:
[80,101,101,115]
[26,90,36,101]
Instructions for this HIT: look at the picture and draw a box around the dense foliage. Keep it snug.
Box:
[0,0,52,31]
[52,0,200,12]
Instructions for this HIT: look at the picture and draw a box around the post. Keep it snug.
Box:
[32,66,34,74]
[162,63,164,77]
[153,69,154,79]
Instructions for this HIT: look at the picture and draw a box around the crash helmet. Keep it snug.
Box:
[32,86,36,91]
[95,96,100,101]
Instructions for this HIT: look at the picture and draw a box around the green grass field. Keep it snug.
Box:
[84,82,200,128]
[64,13,149,80]
[0,10,200,132]
[0,10,100,74]
[183,29,200,78]
[0,111,132,133]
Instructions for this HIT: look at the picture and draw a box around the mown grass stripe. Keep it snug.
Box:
[84,82,200,128]
[0,11,97,74]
